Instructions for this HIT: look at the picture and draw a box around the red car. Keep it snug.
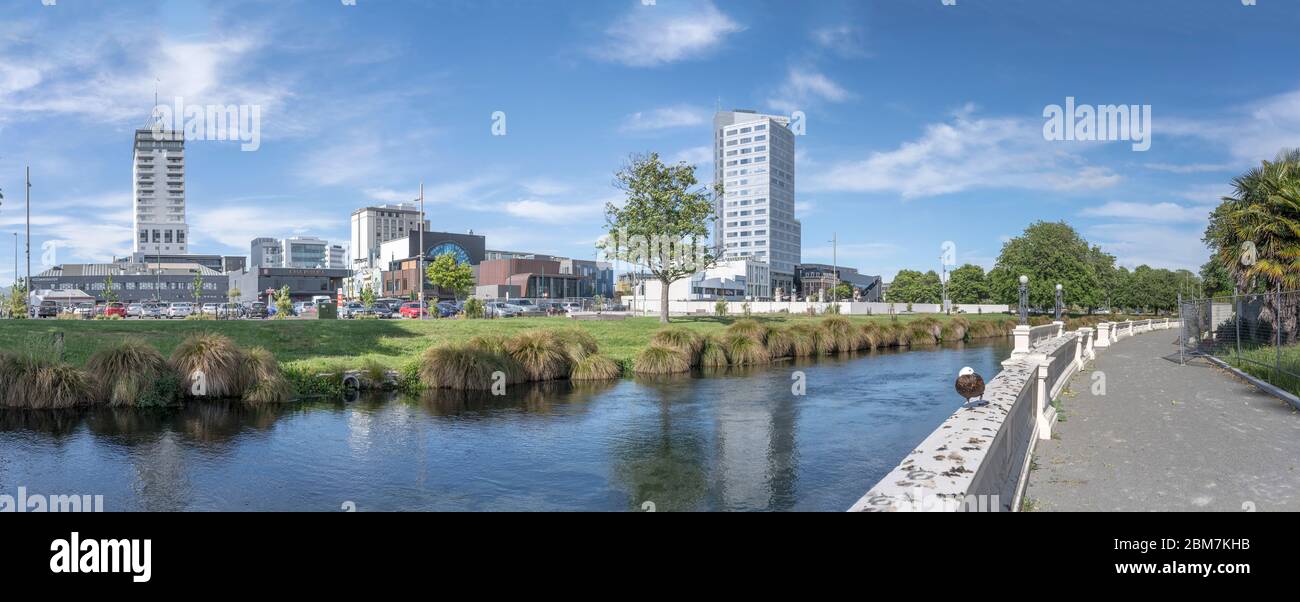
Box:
[399,302,429,319]
[104,302,128,318]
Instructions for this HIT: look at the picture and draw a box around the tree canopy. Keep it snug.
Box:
[946,264,990,304]
[887,269,942,304]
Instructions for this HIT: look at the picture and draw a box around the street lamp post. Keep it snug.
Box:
[1018,275,1029,325]
[1054,283,1063,321]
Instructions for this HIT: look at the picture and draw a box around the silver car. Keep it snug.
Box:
[140,304,165,319]
[168,303,194,318]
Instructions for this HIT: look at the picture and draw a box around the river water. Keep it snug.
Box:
[0,339,1010,512]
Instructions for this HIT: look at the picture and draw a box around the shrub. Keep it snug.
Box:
[741,301,752,317]
[463,298,485,319]
[571,353,622,380]
[714,300,728,317]
[723,333,770,365]
[169,333,245,398]
[825,302,842,315]
[85,339,179,407]
[634,345,691,375]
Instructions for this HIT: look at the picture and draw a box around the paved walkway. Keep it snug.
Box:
[1025,331,1300,511]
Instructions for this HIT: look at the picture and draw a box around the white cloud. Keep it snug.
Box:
[804,106,1121,198]
[767,67,851,114]
[1080,201,1215,224]
[801,242,900,267]
[502,199,605,224]
[190,205,339,250]
[1143,162,1233,174]
[1162,87,1300,164]
[811,25,868,58]
[621,105,709,133]
[591,1,744,67]
[672,145,713,166]
[1086,223,1208,271]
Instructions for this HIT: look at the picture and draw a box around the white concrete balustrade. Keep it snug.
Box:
[850,319,1182,512]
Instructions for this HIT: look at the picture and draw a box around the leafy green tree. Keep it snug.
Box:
[463,297,485,319]
[192,272,203,306]
[425,252,474,303]
[989,221,1101,311]
[8,279,27,319]
[273,285,292,318]
[946,264,989,304]
[602,152,719,323]
[1199,260,1234,298]
[101,275,118,304]
[830,282,853,301]
[1088,245,1118,312]
[360,284,376,310]
[227,287,241,302]
[887,269,942,304]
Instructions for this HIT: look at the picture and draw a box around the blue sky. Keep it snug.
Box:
[2,0,1299,286]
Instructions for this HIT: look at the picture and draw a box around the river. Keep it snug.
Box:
[0,339,1010,511]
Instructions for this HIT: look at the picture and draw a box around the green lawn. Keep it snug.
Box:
[1225,344,1300,397]
[0,313,1015,373]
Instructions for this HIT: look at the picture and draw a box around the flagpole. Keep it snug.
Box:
[25,166,30,298]
[418,182,424,320]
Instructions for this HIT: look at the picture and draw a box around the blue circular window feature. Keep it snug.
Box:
[427,242,470,265]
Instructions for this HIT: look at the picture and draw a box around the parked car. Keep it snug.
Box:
[399,302,429,319]
[562,302,583,313]
[126,303,144,318]
[72,303,95,319]
[167,302,194,318]
[245,302,269,319]
[218,303,243,318]
[200,303,220,316]
[103,302,127,318]
[509,299,544,316]
[371,303,394,319]
[435,300,460,317]
[35,300,60,318]
[486,302,522,318]
[140,304,165,319]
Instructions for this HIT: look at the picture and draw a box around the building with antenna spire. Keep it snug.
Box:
[132,119,189,255]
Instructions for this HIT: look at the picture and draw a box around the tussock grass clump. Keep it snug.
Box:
[966,319,1004,339]
[506,330,573,381]
[881,322,911,347]
[786,324,820,357]
[420,344,521,390]
[634,344,691,375]
[466,334,511,355]
[242,347,295,404]
[85,339,179,407]
[0,353,96,409]
[820,316,864,352]
[650,327,703,361]
[915,316,944,339]
[723,333,771,365]
[169,332,246,398]
[551,328,599,362]
[860,322,884,349]
[698,336,731,368]
[725,319,766,342]
[907,320,939,345]
[571,353,622,380]
[763,327,793,359]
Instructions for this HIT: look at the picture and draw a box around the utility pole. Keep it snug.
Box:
[25,166,30,295]
[417,182,425,320]
[939,252,949,314]
[829,232,838,302]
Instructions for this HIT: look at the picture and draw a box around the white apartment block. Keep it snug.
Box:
[133,129,189,255]
[250,237,283,268]
[637,259,770,302]
[282,236,330,269]
[328,244,346,269]
[350,204,430,269]
[713,110,801,297]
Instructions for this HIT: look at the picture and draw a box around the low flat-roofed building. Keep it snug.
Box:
[32,262,229,303]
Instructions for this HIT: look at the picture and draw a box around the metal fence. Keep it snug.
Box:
[1179,287,1300,393]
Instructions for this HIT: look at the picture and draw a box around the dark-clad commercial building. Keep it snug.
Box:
[795,263,883,302]
[378,230,487,300]
[228,267,351,303]
[124,252,246,274]
[32,263,229,303]
[477,257,611,299]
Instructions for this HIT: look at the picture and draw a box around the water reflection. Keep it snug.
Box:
[0,339,1010,511]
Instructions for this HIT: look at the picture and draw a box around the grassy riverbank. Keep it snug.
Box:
[1,313,1025,373]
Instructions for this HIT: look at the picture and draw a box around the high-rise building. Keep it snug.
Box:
[282,236,330,269]
[328,244,346,269]
[713,110,801,296]
[350,203,430,269]
[250,237,283,268]
[132,128,188,254]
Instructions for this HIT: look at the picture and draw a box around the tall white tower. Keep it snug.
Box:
[713,110,801,296]
[132,128,188,255]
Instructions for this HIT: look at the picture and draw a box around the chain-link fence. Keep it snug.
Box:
[1179,287,1300,395]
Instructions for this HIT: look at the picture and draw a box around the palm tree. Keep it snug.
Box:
[1204,149,1300,338]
